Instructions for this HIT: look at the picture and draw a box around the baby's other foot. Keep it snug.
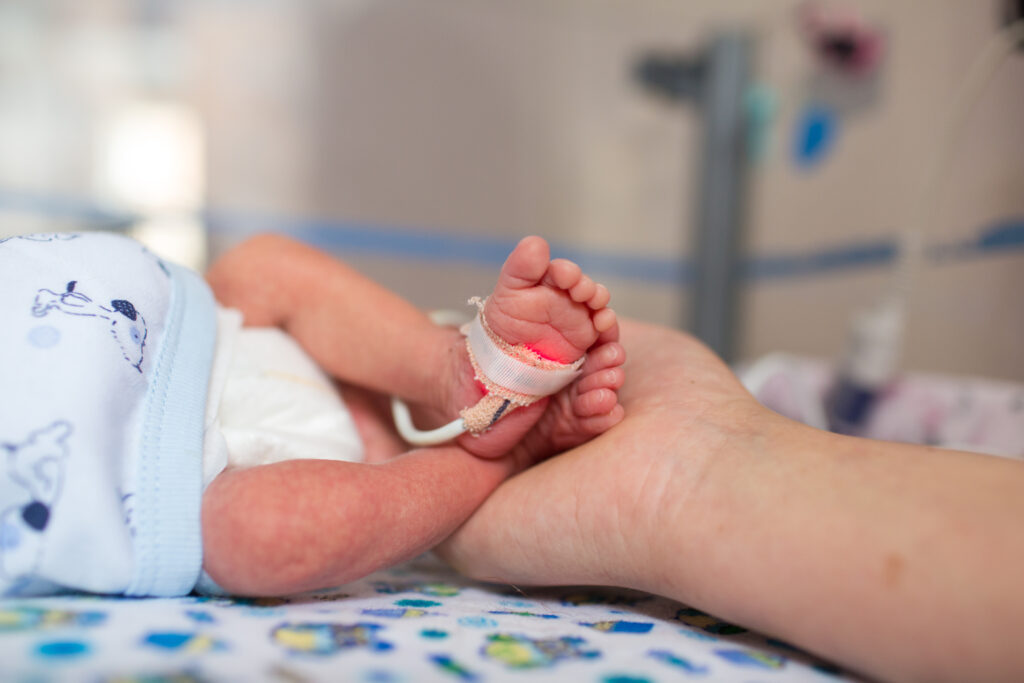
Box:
[511,335,626,467]
[453,236,621,459]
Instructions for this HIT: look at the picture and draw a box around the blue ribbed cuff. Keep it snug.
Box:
[125,262,216,597]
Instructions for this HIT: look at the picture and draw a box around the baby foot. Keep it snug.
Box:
[509,333,626,467]
[448,236,624,459]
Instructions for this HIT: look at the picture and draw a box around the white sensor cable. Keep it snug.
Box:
[391,301,584,446]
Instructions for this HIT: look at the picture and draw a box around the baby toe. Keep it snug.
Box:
[569,275,596,303]
[596,320,620,344]
[575,367,625,395]
[587,284,610,310]
[573,387,619,417]
[578,405,625,433]
[498,236,551,289]
[546,258,582,291]
[593,307,617,333]
[582,342,626,374]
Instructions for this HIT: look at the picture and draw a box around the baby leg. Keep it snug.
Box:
[207,234,625,460]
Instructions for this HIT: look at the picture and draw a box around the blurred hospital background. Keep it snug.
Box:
[1,0,1022,389]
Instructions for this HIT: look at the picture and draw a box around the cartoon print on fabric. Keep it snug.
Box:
[0,605,105,633]
[481,633,601,669]
[0,234,79,246]
[647,649,711,675]
[580,620,654,633]
[715,647,787,670]
[361,607,435,619]
[675,607,748,635]
[560,591,653,607]
[95,671,205,683]
[428,654,480,681]
[119,491,137,539]
[138,244,172,279]
[142,631,229,653]
[489,610,559,620]
[33,281,148,372]
[1,421,72,582]
[271,622,394,655]
[371,580,461,597]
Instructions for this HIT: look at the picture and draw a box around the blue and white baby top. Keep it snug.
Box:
[1,232,366,598]
[0,232,216,597]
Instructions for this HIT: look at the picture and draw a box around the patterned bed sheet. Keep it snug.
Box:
[1,555,852,682]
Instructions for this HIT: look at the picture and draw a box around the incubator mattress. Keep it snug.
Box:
[0,555,852,682]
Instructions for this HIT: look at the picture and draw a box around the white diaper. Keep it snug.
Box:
[202,308,364,488]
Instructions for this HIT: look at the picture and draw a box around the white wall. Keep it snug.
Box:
[1,0,1021,379]
[191,0,1023,379]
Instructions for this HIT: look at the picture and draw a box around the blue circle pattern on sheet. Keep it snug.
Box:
[27,325,61,348]
[420,628,448,639]
[457,616,497,629]
[395,599,440,608]
[1,521,21,549]
[35,640,90,659]
[4,559,849,680]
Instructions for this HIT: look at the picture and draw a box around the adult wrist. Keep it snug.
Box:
[620,399,790,603]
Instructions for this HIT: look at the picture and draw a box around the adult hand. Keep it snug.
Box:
[437,319,1024,683]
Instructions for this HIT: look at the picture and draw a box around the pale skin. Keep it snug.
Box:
[434,319,1024,683]
[200,234,625,596]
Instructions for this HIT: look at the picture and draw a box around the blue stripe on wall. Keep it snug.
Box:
[977,218,1024,251]
[744,240,897,280]
[205,208,1022,284]
[1,189,1021,285]
[204,209,694,285]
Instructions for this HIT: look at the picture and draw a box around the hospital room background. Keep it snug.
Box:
[2,2,1024,680]
[0,0,1021,450]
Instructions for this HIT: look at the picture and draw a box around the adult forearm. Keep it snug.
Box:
[668,413,1024,682]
